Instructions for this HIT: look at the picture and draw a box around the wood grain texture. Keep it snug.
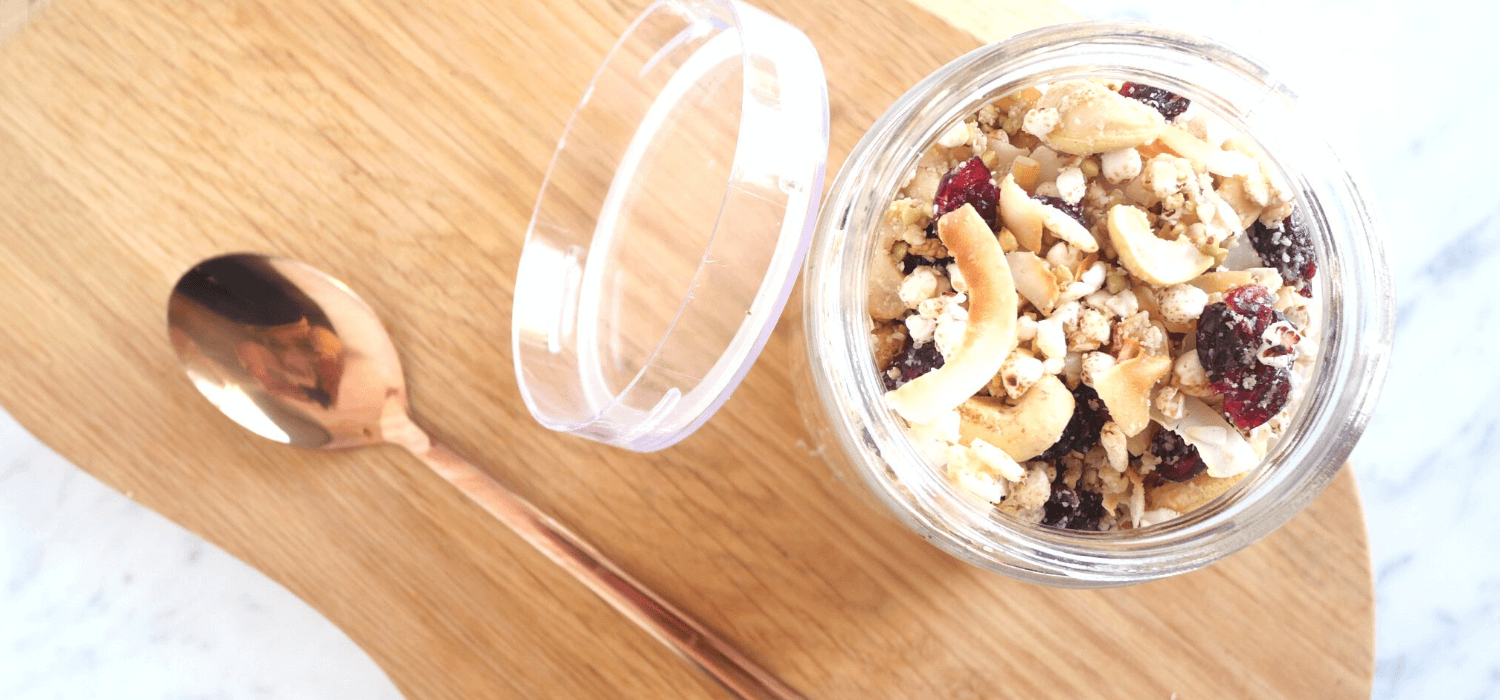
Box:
[0,0,1373,698]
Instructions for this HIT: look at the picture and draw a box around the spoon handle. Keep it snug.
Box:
[408,440,807,700]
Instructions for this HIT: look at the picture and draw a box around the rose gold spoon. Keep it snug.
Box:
[167,253,803,700]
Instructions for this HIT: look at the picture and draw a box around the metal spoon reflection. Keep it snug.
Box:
[167,253,803,700]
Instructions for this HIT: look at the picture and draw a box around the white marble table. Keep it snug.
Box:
[3,0,1496,697]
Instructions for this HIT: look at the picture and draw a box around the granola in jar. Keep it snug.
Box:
[867,79,1319,531]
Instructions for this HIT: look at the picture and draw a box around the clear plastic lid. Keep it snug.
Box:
[511,0,828,452]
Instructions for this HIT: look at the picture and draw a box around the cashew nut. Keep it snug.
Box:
[956,374,1075,461]
[1032,80,1167,156]
[1106,204,1214,286]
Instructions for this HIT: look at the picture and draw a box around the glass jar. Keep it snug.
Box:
[796,22,1394,587]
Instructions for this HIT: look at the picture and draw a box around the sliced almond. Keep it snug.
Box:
[1005,251,1059,315]
[886,205,1017,423]
[956,374,1074,461]
[1033,80,1167,156]
[999,173,1044,252]
[1155,124,1255,178]
[1091,354,1171,436]
[1107,204,1214,286]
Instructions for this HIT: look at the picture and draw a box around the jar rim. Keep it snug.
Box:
[801,21,1394,586]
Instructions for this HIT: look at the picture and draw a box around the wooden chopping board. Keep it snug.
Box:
[0,0,1374,697]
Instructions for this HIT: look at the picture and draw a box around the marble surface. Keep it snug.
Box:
[2,0,1496,697]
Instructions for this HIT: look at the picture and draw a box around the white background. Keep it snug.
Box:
[3,0,1497,697]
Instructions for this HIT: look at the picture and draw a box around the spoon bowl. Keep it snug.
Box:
[169,253,409,450]
[168,253,802,700]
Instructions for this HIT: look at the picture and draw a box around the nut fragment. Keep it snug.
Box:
[1011,156,1041,191]
[887,205,1018,423]
[957,374,1075,461]
[868,252,907,320]
[1106,204,1214,286]
[1091,354,1172,436]
[1032,80,1167,156]
[871,322,908,370]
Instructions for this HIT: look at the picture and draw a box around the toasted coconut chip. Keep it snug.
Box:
[1039,202,1099,252]
[1092,354,1171,436]
[956,374,1074,461]
[1189,268,1284,295]
[1156,124,1256,178]
[1146,471,1246,513]
[1126,420,1157,456]
[999,173,1044,252]
[1151,395,1260,477]
[1107,204,1214,286]
[1135,139,1177,160]
[886,205,1017,424]
[1005,251,1058,315]
[1000,172,1099,253]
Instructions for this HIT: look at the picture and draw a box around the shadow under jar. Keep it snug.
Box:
[796,22,1394,587]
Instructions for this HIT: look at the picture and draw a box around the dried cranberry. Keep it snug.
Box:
[1041,487,1106,531]
[1032,194,1087,227]
[1247,209,1317,298]
[898,253,953,275]
[1197,285,1277,385]
[1119,81,1191,120]
[1150,429,1207,482]
[1219,365,1292,430]
[1039,384,1111,460]
[933,157,998,227]
[1196,284,1295,429]
[882,340,944,391]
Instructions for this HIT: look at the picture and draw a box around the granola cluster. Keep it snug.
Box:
[868,79,1319,530]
